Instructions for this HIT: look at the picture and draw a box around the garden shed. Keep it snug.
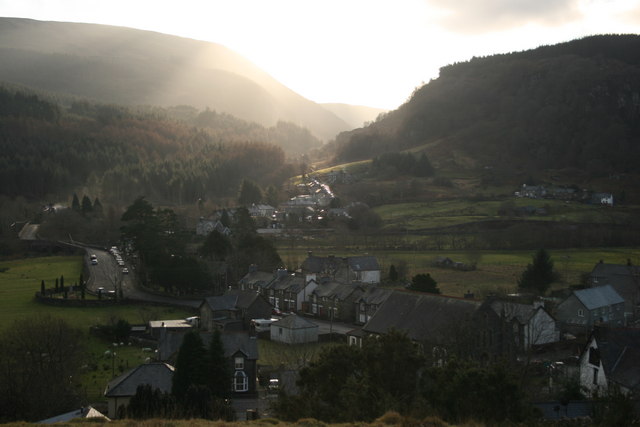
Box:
[270,314,318,344]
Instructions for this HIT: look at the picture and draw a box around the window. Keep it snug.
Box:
[578,309,584,317]
[234,357,244,370]
[592,368,598,385]
[234,371,248,392]
[279,327,283,335]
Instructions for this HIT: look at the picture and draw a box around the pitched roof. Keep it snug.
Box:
[489,300,548,324]
[104,362,174,397]
[347,256,380,271]
[157,330,258,362]
[272,314,318,330]
[201,294,238,311]
[266,274,307,292]
[590,262,640,279]
[592,327,640,391]
[239,270,275,289]
[357,286,393,305]
[38,406,109,424]
[313,281,363,299]
[573,285,624,310]
[363,290,481,342]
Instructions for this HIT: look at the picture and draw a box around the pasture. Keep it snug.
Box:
[276,246,640,298]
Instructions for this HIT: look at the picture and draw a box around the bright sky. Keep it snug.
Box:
[1,0,640,110]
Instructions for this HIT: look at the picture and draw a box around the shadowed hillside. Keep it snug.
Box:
[0,18,351,141]
[325,35,640,183]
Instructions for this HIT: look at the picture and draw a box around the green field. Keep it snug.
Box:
[373,199,639,230]
[276,246,640,298]
[0,255,195,402]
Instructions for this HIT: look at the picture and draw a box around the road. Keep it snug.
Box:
[85,247,200,308]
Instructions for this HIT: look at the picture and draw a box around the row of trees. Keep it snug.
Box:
[120,197,282,294]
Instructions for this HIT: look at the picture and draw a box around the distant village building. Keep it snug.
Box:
[555,285,626,334]
[196,218,231,236]
[591,192,614,206]
[588,261,640,321]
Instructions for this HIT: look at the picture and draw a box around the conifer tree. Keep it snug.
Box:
[172,331,207,398]
[206,329,231,398]
[517,248,559,295]
[71,193,80,211]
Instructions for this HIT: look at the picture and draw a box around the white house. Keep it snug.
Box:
[579,327,640,396]
[270,314,319,344]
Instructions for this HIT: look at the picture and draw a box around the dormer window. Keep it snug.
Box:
[235,356,244,370]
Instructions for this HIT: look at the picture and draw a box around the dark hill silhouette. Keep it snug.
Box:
[326,35,640,178]
[0,17,351,141]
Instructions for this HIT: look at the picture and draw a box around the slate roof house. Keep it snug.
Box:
[555,285,626,334]
[196,218,231,237]
[104,362,175,419]
[264,269,317,312]
[270,314,319,344]
[362,290,489,361]
[589,261,640,321]
[302,253,381,285]
[354,286,393,325]
[579,327,640,396]
[199,289,272,331]
[304,281,365,322]
[156,330,259,396]
[487,299,559,351]
[238,266,277,293]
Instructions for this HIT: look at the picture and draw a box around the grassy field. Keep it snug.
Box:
[276,246,640,298]
[373,198,638,230]
[0,255,195,402]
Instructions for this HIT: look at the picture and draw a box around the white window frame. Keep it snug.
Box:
[234,371,248,392]
[234,356,244,370]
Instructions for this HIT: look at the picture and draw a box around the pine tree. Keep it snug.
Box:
[388,265,398,282]
[517,248,559,295]
[172,330,207,398]
[206,329,231,398]
[71,193,80,211]
[81,195,93,214]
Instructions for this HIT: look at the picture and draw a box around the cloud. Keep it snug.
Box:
[427,0,583,34]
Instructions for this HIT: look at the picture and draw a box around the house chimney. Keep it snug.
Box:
[276,268,288,279]
[464,290,474,299]
[307,251,313,258]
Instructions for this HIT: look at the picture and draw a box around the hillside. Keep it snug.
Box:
[320,103,387,129]
[0,86,302,204]
[324,35,640,192]
[0,18,351,141]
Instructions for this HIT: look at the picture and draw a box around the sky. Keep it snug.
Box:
[1,0,640,110]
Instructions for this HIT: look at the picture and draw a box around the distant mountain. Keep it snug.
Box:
[320,103,388,129]
[0,18,352,141]
[327,35,640,180]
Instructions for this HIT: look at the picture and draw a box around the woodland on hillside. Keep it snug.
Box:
[325,35,640,180]
[0,87,313,205]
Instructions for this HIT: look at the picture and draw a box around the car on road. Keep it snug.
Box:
[122,267,129,274]
[91,258,98,265]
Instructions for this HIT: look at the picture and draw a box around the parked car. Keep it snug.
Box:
[122,267,129,274]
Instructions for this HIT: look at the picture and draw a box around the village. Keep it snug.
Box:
[73,176,638,423]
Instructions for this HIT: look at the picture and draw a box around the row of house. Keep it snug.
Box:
[516,184,614,206]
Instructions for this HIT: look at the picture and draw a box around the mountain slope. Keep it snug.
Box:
[320,103,388,129]
[327,35,640,178]
[0,18,351,141]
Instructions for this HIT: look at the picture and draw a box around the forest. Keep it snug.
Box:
[324,35,640,179]
[0,86,315,205]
